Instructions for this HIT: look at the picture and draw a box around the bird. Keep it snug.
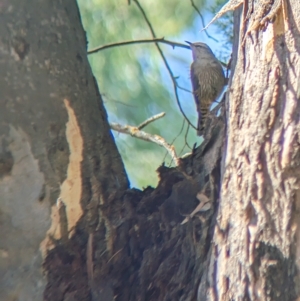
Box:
[186,41,225,135]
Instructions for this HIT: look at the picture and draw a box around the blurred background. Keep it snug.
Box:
[77,0,232,188]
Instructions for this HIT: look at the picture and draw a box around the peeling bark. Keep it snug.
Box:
[0,1,128,300]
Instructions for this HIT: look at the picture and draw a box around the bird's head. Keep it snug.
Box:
[185,41,214,61]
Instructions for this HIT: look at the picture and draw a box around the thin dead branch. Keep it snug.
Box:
[177,124,192,158]
[190,0,218,42]
[176,83,193,94]
[181,193,211,224]
[137,112,165,130]
[164,119,186,165]
[88,38,190,55]
[184,124,193,150]
[131,0,197,131]
[110,122,180,166]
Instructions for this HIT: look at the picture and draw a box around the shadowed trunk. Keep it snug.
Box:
[0,1,128,300]
[1,0,300,301]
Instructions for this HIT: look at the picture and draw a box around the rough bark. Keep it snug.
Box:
[0,1,128,300]
[200,0,300,300]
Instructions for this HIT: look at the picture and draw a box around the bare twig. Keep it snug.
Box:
[176,83,193,94]
[177,125,188,156]
[132,0,197,131]
[102,93,136,107]
[190,0,218,42]
[137,112,166,130]
[177,124,192,158]
[164,118,186,165]
[220,60,229,68]
[88,38,190,55]
[181,193,211,225]
[178,141,187,158]
[110,122,180,166]
[184,124,193,150]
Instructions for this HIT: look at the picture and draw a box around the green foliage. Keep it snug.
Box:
[77,0,230,188]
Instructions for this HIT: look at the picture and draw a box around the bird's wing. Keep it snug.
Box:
[190,62,201,116]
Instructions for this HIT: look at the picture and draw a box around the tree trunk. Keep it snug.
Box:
[0,1,128,300]
[199,1,300,300]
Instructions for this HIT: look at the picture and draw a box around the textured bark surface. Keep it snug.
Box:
[43,116,225,301]
[0,0,225,300]
[0,1,128,300]
[200,0,300,300]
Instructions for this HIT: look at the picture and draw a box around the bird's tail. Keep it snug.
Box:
[197,118,205,136]
[197,105,209,136]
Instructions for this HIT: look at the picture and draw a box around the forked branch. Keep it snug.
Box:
[110,120,179,166]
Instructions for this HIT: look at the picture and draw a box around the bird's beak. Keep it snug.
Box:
[185,41,192,45]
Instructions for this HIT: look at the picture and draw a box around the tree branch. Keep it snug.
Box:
[176,83,193,94]
[88,38,190,55]
[131,0,197,131]
[137,112,166,130]
[110,122,179,166]
[190,0,218,42]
